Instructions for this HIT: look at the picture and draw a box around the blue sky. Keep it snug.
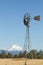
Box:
[0,0,43,51]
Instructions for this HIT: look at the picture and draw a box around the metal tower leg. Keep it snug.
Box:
[24,26,30,65]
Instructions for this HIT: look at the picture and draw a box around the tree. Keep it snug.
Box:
[6,52,12,58]
[1,50,6,58]
[0,54,2,58]
[18,52,23,58]
[37,50,43,59]
[29,49,37,59]
[23,50,27,58]
[13,54,18,58]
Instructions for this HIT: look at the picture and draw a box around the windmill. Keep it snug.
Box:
[23,13,40,65]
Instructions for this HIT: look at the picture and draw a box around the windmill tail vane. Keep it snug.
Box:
[34,15,40,21]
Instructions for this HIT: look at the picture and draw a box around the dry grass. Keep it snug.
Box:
[0,58,43,65]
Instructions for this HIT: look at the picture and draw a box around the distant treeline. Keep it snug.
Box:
[0,49,43,59]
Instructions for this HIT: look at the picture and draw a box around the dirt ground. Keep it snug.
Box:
[0,58,43,65]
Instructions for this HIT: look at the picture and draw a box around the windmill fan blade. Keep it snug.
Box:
[34,15,40,21]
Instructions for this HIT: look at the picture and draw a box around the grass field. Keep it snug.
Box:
[0,58,43,65]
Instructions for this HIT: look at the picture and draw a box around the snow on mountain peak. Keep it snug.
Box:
[7,44,23,51]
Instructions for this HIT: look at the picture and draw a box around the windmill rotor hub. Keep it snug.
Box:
[23,13,30,27]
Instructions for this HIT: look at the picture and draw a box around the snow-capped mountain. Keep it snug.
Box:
[0,44,23,55]
[7,44,23,51]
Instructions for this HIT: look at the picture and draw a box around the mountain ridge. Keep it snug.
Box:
[0,44,23,55]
